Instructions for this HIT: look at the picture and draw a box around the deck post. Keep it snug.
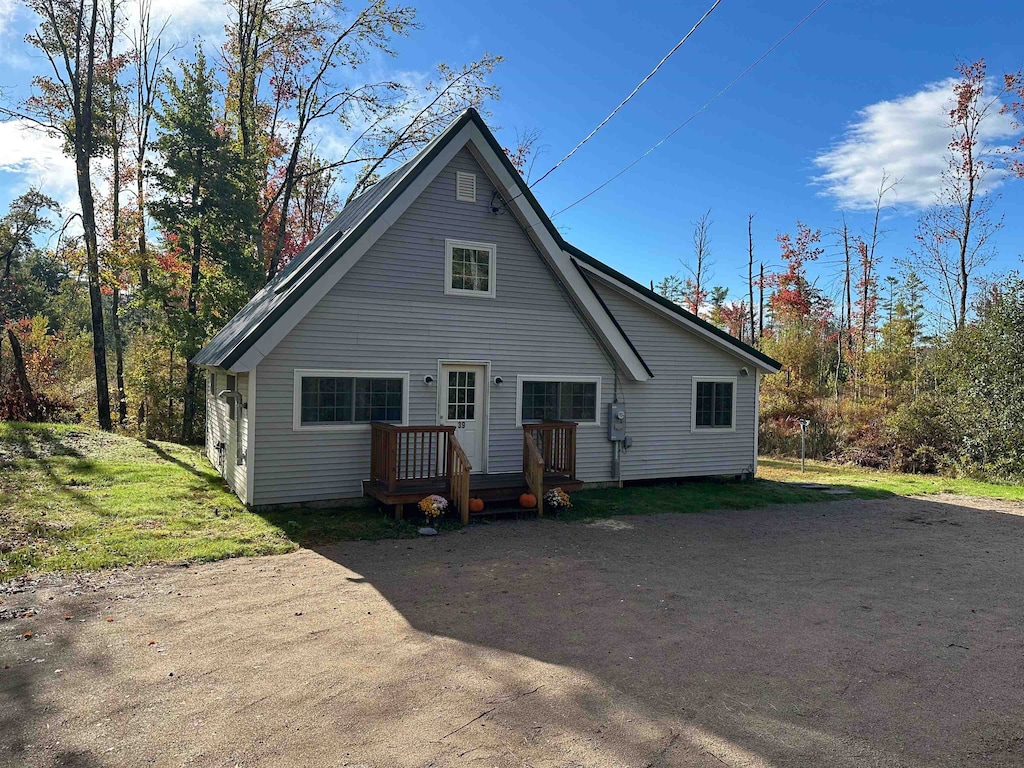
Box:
[395,503,403,521]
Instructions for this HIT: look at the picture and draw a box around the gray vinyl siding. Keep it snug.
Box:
[205,368,249,500]
[590,276,758,480]
[251,148,618,505]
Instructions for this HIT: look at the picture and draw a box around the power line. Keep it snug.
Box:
[528,0,723,189]
[550,0,831,218]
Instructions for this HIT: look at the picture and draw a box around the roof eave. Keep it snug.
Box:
[570,249,783,373]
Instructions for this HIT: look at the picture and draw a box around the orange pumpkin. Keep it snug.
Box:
[519,493,537,509]
[469,497,484,513]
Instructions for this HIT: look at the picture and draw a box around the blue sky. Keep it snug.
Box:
[2,0,1023,318]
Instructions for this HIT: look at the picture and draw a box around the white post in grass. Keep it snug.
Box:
[797,418,810,472]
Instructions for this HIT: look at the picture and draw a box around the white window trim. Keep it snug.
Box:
[455,171,476,202]
[515,375,602,427]
[292,369,410,432]
[444,238,496,298]
[691,376,737,433]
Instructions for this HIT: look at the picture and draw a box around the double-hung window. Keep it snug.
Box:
[445,239,495,297]
[294,370,408,429]
[517,377,600,425]
[692,377,735,430]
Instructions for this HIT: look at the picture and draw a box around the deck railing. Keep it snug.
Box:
[370,422,472,522]
[522,420,578,479]
[448,436,472,524]
[370,423,455,492]
[523,430,545,516]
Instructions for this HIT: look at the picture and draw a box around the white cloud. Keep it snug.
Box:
[0,0,17,36]
[813,79,1019,210]
[0,119,78,209]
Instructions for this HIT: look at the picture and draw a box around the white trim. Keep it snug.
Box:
[222,122,650,381]
[463,132,650,382]
[245,367,256,506]
[444,238,496,298]
[515,374,602,428]
[753,371,761,474]
[690,376,738,433]
[574,260,782,374]
[437,359,490,474]
[228,122,476,371]
[455,171,477,202]
[292,369,411,432]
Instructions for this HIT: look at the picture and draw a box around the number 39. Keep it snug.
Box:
[456,421,466,428]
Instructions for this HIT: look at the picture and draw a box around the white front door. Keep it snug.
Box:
[440,363,487,473]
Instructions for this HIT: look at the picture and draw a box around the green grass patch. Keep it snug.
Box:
[0,421,415,581]
[5,421,1021,579]
[758,457,1024,501]
[559,457,1023,522]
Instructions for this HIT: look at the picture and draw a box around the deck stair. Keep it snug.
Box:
[364,421,580,522]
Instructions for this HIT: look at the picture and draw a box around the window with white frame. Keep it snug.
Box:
[445,239,495,297]
[692,377,735,430]
[294,370,407,428]
[517,377,600,425]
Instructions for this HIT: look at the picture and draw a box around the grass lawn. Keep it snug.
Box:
[559,457,1024,521]
[3,421,1021,580]
[0,422,415,581]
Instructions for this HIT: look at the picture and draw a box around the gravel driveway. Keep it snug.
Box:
[3,494,1024,767]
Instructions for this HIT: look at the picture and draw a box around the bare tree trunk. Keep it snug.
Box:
[685,209,713,318]
[747,214,756,345]
[265,134,303,281]
[108,0,128,426]
[180,150,204,444]
[74,0,113,430]
[5,327,33,404]
[758,263,764,342]
[840,215,852,400]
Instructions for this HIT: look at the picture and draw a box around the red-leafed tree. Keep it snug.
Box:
[769,222,824,325]
[1001,68,1024,177]
[909,59,1005,330]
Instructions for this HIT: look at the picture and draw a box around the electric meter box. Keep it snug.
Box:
[608,402,627,441]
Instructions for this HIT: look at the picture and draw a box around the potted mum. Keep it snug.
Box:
[543,487,572,512]
[417,494,448,532]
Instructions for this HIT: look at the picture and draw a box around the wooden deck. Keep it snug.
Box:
[366,420,581,522]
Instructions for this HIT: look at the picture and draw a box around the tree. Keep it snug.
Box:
[682,209,713,317]
[223,0,502,282]
[928,274,1024,478]
[909,59,1005,330]
[1000,68,1024,177]
[150,49,259,443]
[654,274,685,304]
[747,214,756,344]
[9,0,113,429]
[127,0,177,291]
[0,190,60,409]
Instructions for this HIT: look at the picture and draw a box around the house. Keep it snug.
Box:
[194,108,781,520]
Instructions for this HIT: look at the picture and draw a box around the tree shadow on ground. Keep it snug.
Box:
[304,494,1024,766]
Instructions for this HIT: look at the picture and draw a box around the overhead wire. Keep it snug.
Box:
[527,0,724,189]
[549,0,832,218]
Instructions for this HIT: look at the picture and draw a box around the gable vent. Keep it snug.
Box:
[456,171,476,202]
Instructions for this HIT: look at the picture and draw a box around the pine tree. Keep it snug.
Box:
[150,48,259,443]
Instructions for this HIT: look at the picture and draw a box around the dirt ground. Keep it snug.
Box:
[2,494,1024,768]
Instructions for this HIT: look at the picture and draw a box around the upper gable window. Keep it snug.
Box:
[456,171,476,202]
[445,239,496,297]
